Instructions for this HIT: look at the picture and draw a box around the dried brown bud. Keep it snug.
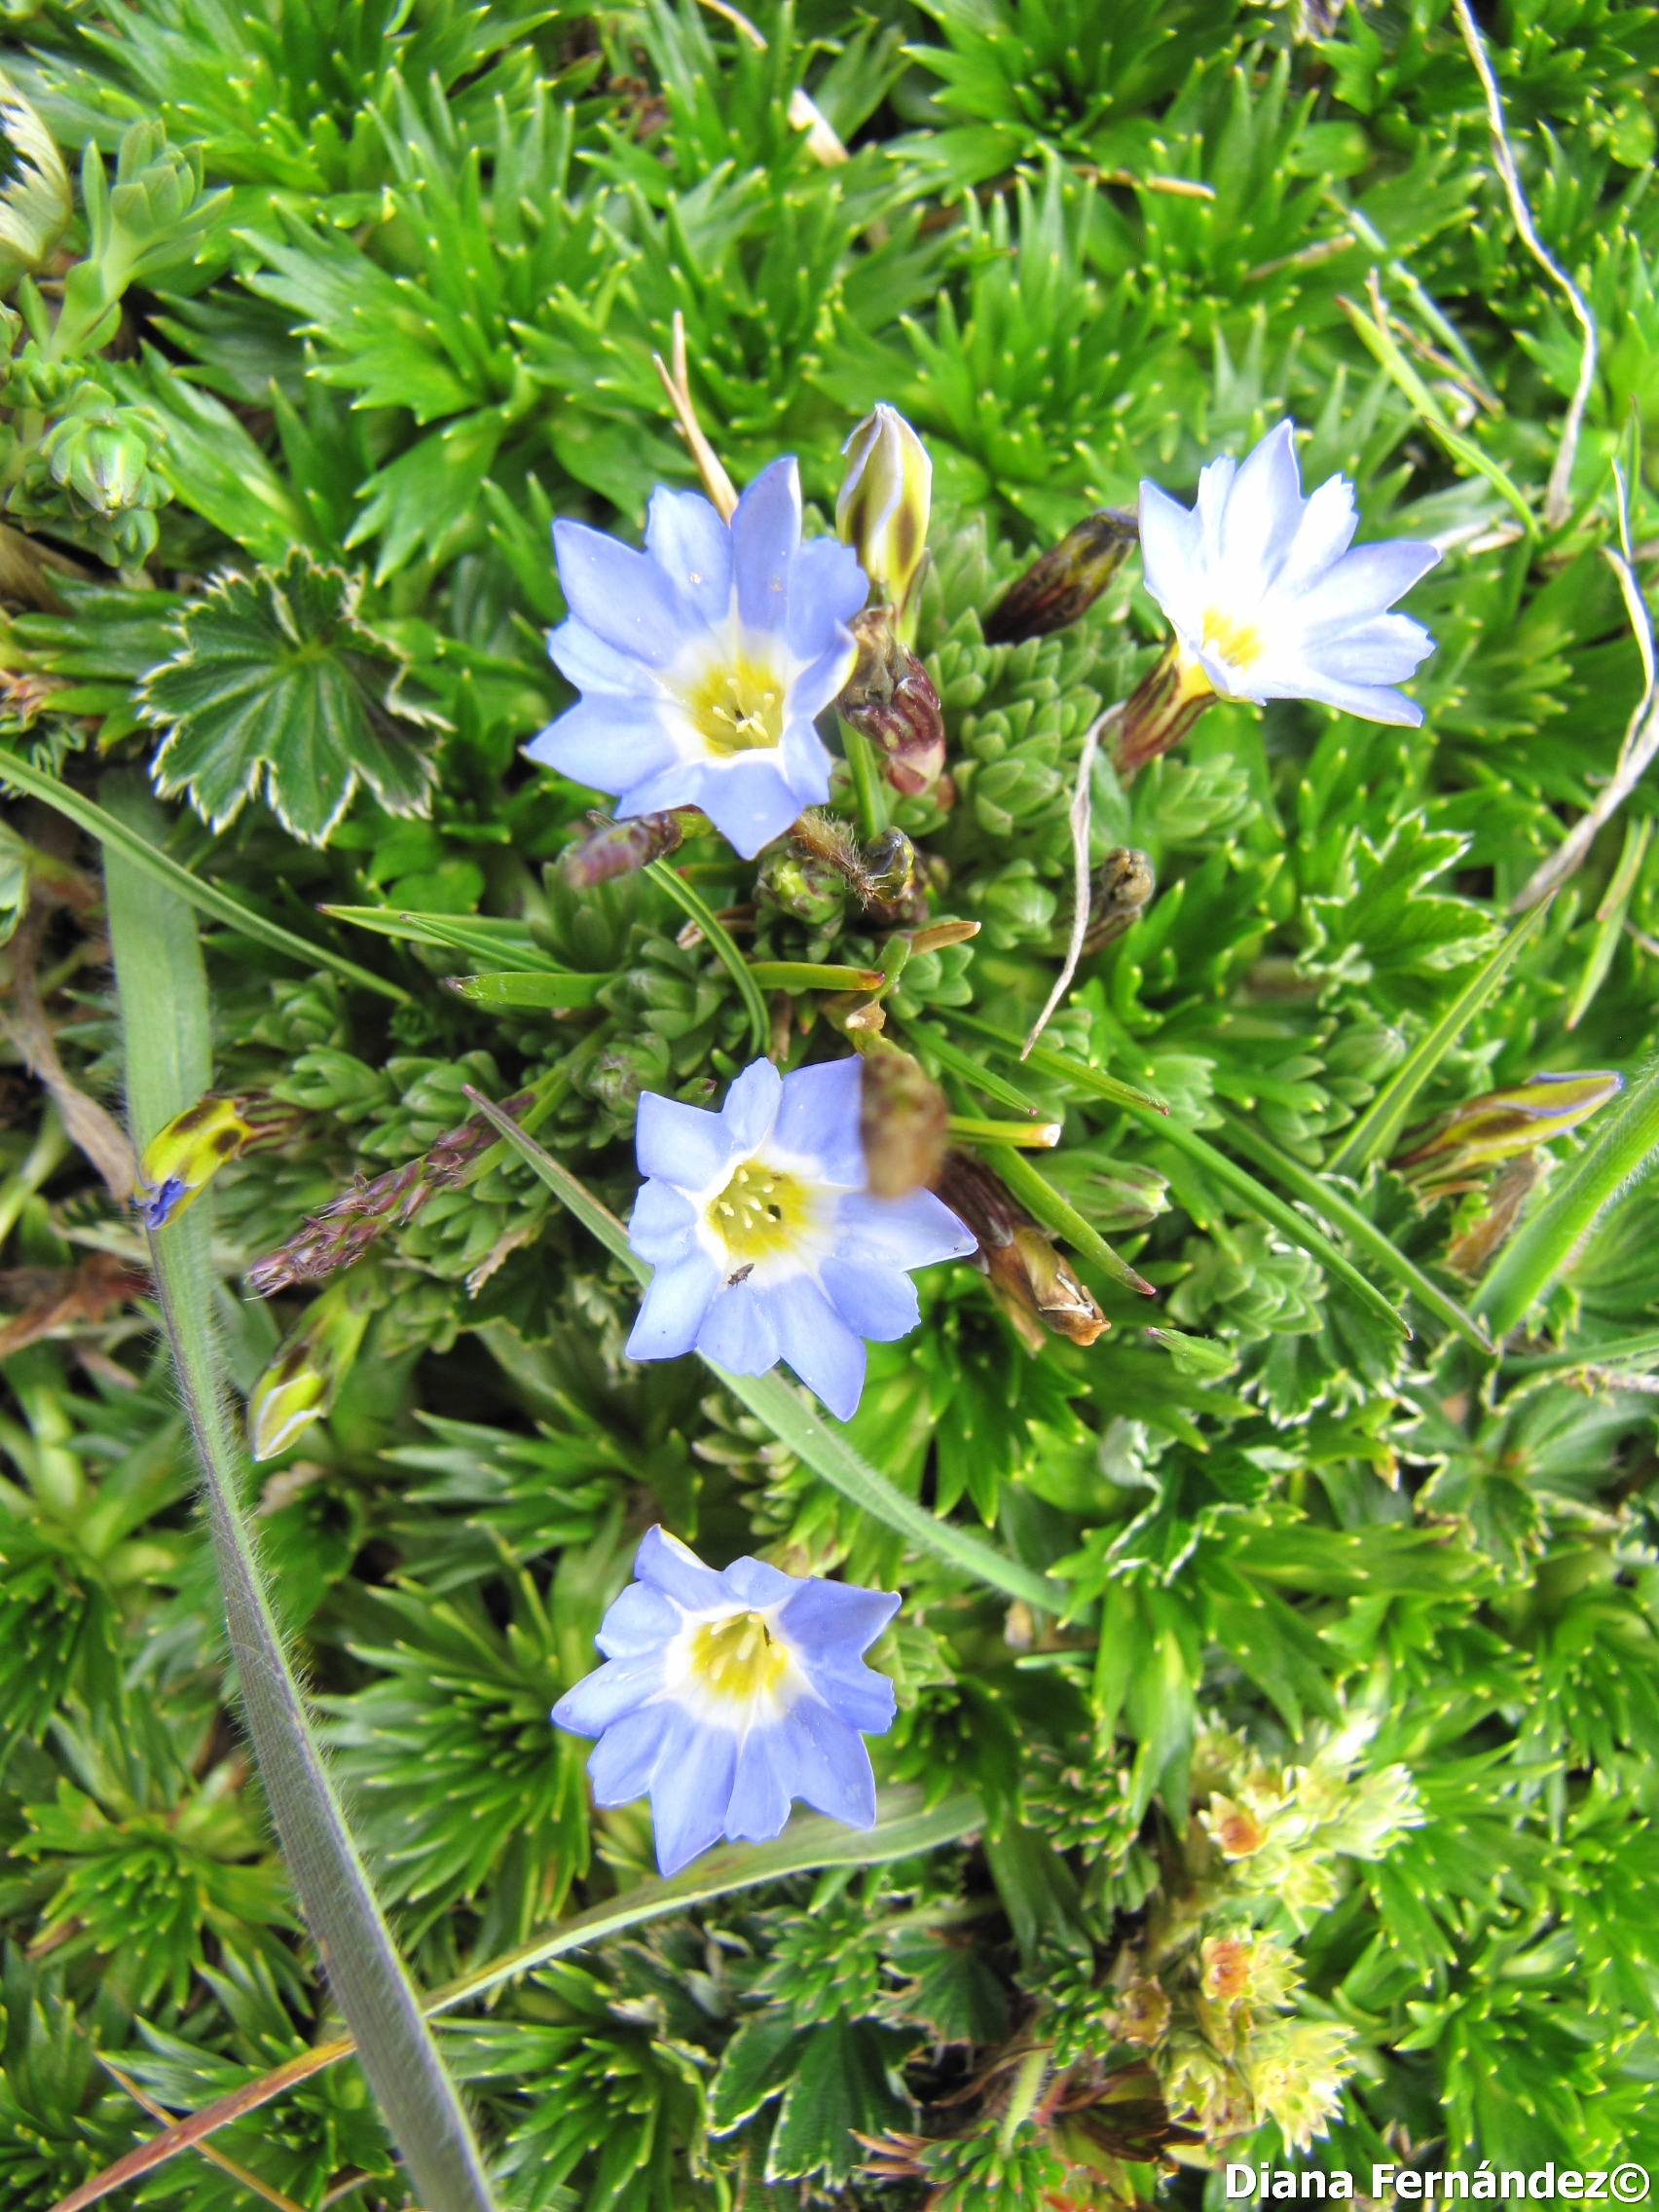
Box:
[1083,846,1156,954]
[559,809,683,888]
[933,1150,1108,1349]
[982,508,1138,645]
[859,1041,948,1198]
[835,606,945,795]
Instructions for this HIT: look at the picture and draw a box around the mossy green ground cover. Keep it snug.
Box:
[0,0,1658,2202]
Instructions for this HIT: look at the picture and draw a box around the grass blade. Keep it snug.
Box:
[1477,1056,1659,1338]
[461,1088,1061,1608]
[981,1142,1155,1297]
[646,858,772,1056]
[1218,1109,1494,1353]
[0,752,411,1003]
[104,789,497,2212]
[319,904,556,969]
[49,1787,981,2212]
[1325,900,1550,1176]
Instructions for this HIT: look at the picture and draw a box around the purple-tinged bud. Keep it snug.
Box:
[859,1040,948,1198]
[982,508,1138,645]
[559,809,684,889]
[835,607,945,796]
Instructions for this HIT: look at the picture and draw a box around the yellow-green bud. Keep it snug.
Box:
[135,1093,253,1229]
[245,1270,380,1460]
[835,404,932,630]
[1394,1068,1623,1190]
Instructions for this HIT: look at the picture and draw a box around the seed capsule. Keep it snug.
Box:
[835,606,946,795]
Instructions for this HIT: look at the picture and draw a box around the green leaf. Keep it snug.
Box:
[765,2016,912,2185]
[707,2014,803,2134]
[142,548,445,847]
[0,750,410,1002]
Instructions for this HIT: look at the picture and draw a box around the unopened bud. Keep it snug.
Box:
[836,607,945,795]
[861,827,915,904]
[246,1269,383,1461]
[836,403,932,624]
[982,508,1138,645]
[1114,640,1215,779]
[933,1150,1107,1349]
[560,808,683,888]
[1393,1068,1623,1189]
[1113,1975,1171,2048]
[136,1093,254,1229]
[860,1042,947,1198]
[1083,846,1155,953]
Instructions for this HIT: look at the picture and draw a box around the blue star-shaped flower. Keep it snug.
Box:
[625,1055,976,1421]
[527,458,867,859]
[553,1526,901,1874]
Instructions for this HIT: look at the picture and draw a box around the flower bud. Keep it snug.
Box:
[136,1093,254,1229]
[246,1269,382,1461]
[559,808,683,889]
[860,1041,948,1198]
[933,1149,1107,1349]
[835,607,946,795]
[982,507,1138,645]
[1082,846,1155,954]
[1114,640,1215,779]
[1393,1068,1623,1191]
[835,403,932,624]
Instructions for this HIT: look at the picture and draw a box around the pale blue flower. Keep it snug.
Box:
[526,458,867,860]
[553,1526,901,1875]
[1138,420,1440,726]
[625,1055,975,1421]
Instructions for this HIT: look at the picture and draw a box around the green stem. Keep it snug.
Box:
[105,787,497,2212]
[947,1115,1061,1148]
[461,1089,1060,1608]
[0,754,411,1003]
[1218,1110,1494,1354]
[1477,1057,1659,1338]
[645,858,772,1057]
[985,1144,1154,1297]
[841,718,887,841]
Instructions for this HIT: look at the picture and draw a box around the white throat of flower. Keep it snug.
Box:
[669,614,793,764]
[694,1142,847,1291]
[663,1602,803,1729]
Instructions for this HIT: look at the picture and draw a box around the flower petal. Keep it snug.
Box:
[626,1249,722,1360]
[777,1577,900,1661]
[552,1652,666,1735]
[785,534,867,660]
[627,1178,699,1266]
[695,1274,783,1375]
[797,1657,900,1735]
[637,1089,746,1191]
[1217,419,1304,584]
[595,1580,683,1657]
[765,1272,866,1420]
[651,1723,737,1873]
[767,1057,864,1185]
[554,520,690,669]
[724,1722,794,1844]
[1272,472,1358,598]
[835,1188,978,1270]
[819,1256,919,1344]
[645,485,733,627]
[586,1702,679,1804]
[635,1523,733,1609]
[694,753,818,859]
[527,695,682,795]
[776,1701,877,1827]
[731,457,802,634]
[1137,479,1204,632]
[1293,540,1442,631]
[546,616,667,699]
[721,1555,799,1609]
[720,1057,785,1154]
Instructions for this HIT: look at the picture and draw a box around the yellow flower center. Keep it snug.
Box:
[1199,608,1263,671]
[685,655,785,755]
[707,1161,808,1261]
[689,1609,789,1701]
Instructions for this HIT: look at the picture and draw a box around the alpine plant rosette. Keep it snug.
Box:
[528,456,866,858]
[1120,420,1440,772]
[625,1054,976,1420]
[553,1526,901,1874]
